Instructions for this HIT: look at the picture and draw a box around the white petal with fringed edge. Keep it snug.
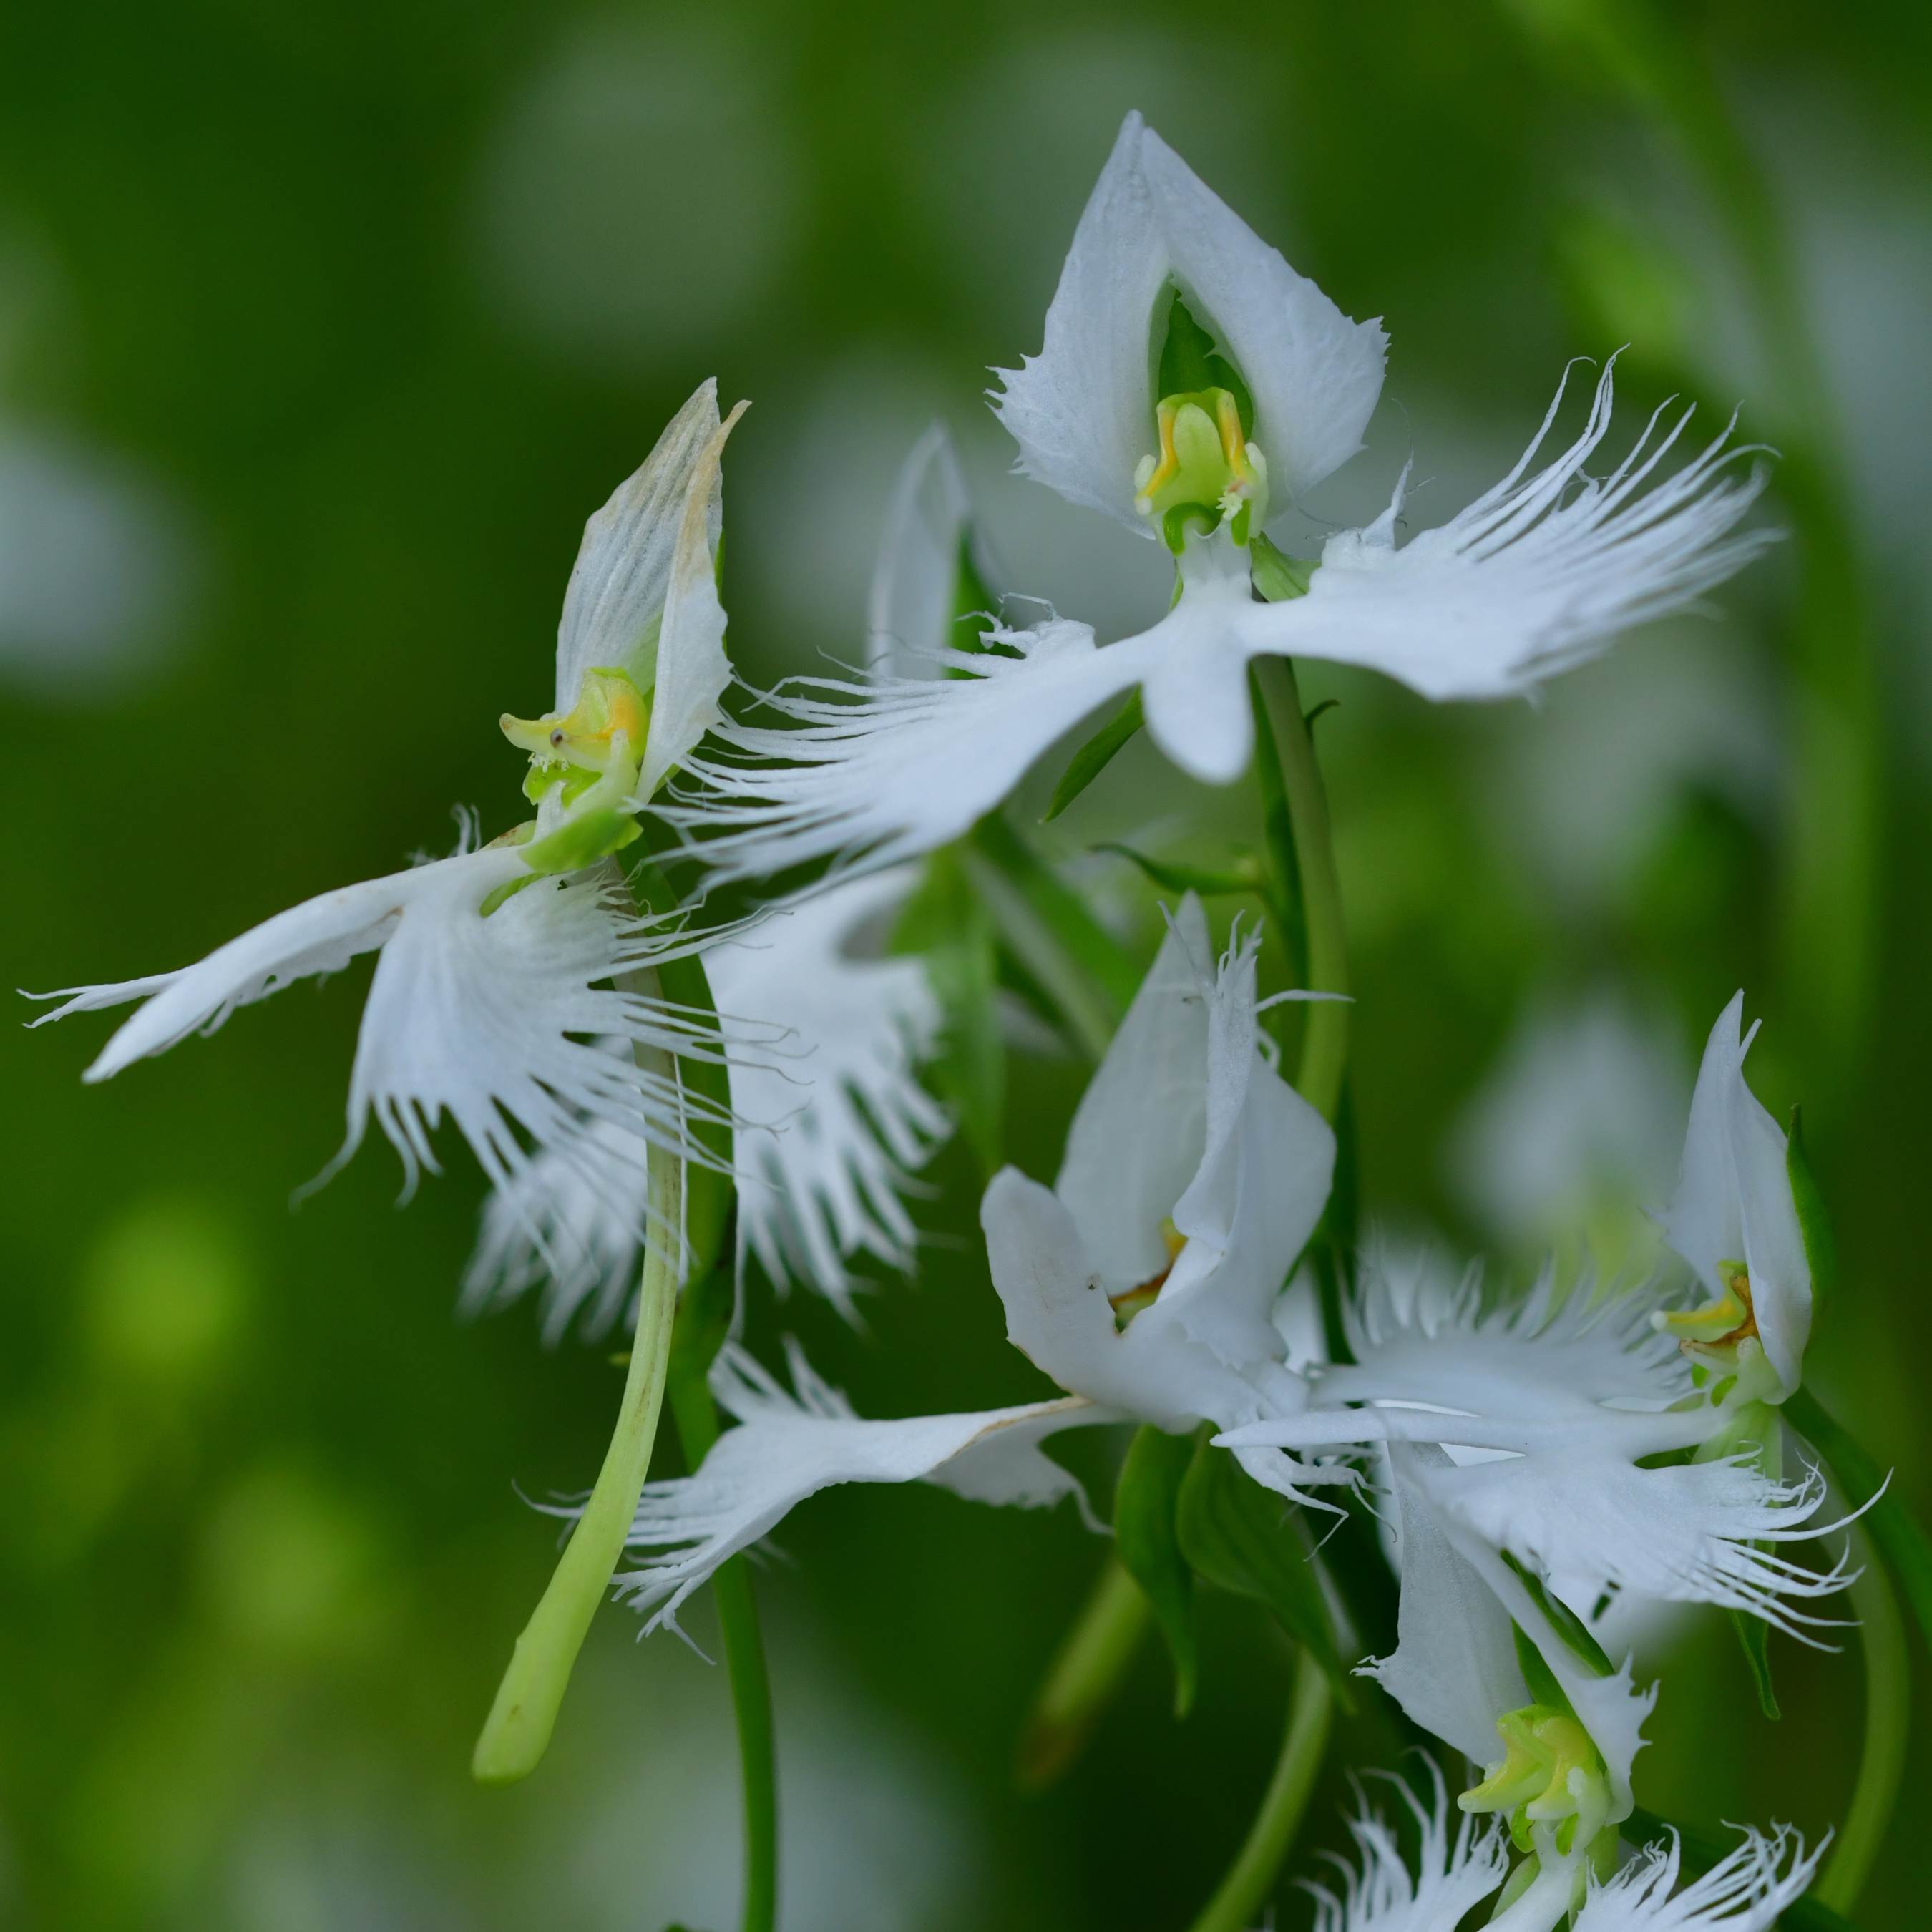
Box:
[462,869,947,1335]
[614,1341,1108,1636]
[990,112,1387,530]
[1300,1763,1511,1932]
[678,364,1772,887]
[1661,993,1811,1395]
[33,836,724,1200]
[1574,1828,1825,1932]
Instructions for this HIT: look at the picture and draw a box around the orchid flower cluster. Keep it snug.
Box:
[40,112,1894,1932]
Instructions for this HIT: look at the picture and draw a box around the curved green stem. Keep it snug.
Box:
[1015,1555,1151,1789]
[472,1141,680,1783]
[1816,1528,1906,1916]
[1184,1648,1333,1932]
[1252,659,1348,1123]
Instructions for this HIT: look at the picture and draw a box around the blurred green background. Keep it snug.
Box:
[4,2,1928,1926]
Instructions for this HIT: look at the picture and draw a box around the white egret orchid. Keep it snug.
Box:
[463,867,948,1337]
[1302,1768,1821,1932]
[34,382,746,1206]
[609,898,1338,1634]
[675,114,1774,886]
[1220,998,1844,1646]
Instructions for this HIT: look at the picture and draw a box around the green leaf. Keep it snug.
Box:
[1499,1552,1615,1678]
[1729,1606,1782,1719]
[1249,532,1316,602]
[1091,841,1262,899]
[945,530,1003,672]
[1042,691,1143,821]
[1784,1390,1932,1657]
[1176,1435,1353,1705]
[1787,1104,1837,1326]
[1113,1425,1199,1717]
[1156,286,1254,438]
[892,847,1004,1174]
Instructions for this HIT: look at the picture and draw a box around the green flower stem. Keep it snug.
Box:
[472,1136,681,1784]
[1251,658,1348,1123]
[668,1297,777,1932]
[1184,1647,1333,1932]
[1015,1555,1151,1789]
[1817,1528,1907,1916]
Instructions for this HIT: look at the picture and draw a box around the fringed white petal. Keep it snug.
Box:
[1575,1828,1825,1932]
[868,424,1000,679]
[1242,361,1777,701]
[990,112,1385,527]
[706,869,948,1306]
[552,380,719,714]
[1301,1762,1510,1932]
[614,1341,1102,1634]
[1662,994,1810,1394]
[463,872,946,1331]
[670,617,1142,885]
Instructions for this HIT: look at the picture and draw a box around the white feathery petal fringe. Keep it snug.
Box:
[1574,1827,1825,1932]
[613,1340,1103,1636]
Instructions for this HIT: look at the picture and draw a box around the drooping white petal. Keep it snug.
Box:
[552,380,721,713]
[1366,1444,1529,1769]
[707,869,948,1305]
[1662,995,1810,1394]
[1301,1763,1510,1932]
[990,112,1385,530]
[675,617,1143,884]
[1136,122,1388,509]
[462,870,946,1332]
[615,1340,1102,1633]
[1235,363,1776,701]
[1574,1828,1825,1932]
[868,424,1001,679]
[640,399,750,796]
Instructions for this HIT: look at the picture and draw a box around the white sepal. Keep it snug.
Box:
[1662,993,1811,1395]
[869,424,999,679]
[990,112,1386,528]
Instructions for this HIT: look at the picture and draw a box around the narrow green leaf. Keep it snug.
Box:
[1787,1105,1838,1326]
[1729,1606,1782,1719]
[1176,1436,1353,1705]
[1114,1426,1199,1717]
[1784,1390,1932,1654]
[892,847,1004,1174]
[1091,841,1262,899]
[1042,691,1144,821]
[1499,1551,1615,1677]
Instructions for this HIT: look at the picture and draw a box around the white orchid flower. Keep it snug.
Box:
[34,383,746,1206]
[674,114,1773,887]
[1657,992,1812,1397]
[610,898,1339,1634]
[463,868,948,1337]
[1302,1768,1821,1932]
[1219,1232,1853,1646]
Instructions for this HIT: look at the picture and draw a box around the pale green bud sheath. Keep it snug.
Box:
[472,1038,682,1785]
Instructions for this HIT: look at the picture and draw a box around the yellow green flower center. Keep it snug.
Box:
[1133,388,1269,551]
